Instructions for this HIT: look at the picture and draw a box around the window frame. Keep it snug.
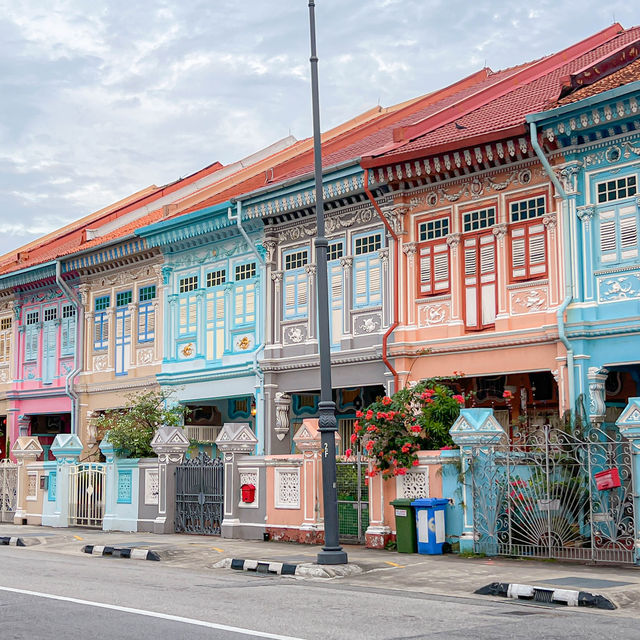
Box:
[416,215,451,298]
[507,193,548,283]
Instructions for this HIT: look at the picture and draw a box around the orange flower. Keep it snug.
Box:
[382,396,392,406]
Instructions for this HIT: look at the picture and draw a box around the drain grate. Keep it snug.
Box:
[533,588,554,604]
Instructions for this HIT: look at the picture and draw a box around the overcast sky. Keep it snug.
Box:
[0,1,638,256]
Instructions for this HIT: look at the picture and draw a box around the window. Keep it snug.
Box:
[60,305,76,356]
[0,317,11,364]
[205,289,225,361]
[463,207,496,232]
[43,308,57,322]
[139,285,156,302]
[418,217,449,242]
[510,197,545,222]
[327,241,344,262]
[510,222,547,280]
[284,250,308,270]
[95,296,110,312]
[235,263,256,281]
[353,232,383,308]
[206,270,226,288]
[598,202,639,264]
[354,233,382,255]
[463,233,496,330]
[235,281,256,326]
[597,175,637,203]
[138,287,156,344]
[116,291,132,307]
[179,275,198,293]
[94,297,109,350]
[24,311,39,361]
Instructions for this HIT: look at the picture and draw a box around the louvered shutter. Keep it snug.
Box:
[599,211,617,263]
[284,273,296,318]
[42,322,56,384]
[418,246,432,295]
[511,228,527,279]
[620,212,638,260]
[297,274,308,315]
[463,239,479,330]
[433,243,449,292]
[354,258,368,307]
[528,223,546,276]
[479,235,496,327]
[329,262,343,346]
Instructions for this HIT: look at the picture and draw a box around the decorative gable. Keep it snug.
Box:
[449,408,506,446]
[215,422,258,453]
[616,398,640,438]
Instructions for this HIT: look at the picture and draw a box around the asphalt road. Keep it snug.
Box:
[0,546,638,640]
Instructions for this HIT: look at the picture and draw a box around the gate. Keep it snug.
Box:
[0,459,17,523]
[69,463,106,528]
[336,454,369,543]
[469,425,636,563]
[175,452,224,535]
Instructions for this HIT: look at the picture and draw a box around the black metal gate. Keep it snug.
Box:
[175,452,224,535]
[336,455,369,543]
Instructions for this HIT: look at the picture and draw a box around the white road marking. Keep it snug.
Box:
[0,585,306,639]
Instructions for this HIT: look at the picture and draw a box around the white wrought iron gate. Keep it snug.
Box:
[469,425,636,563]
[0,459,17,522]
[69,463,106,527]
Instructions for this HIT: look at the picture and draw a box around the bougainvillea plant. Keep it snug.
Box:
[346,378,466,479]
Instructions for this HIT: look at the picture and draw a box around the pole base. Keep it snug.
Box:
[316,548,349,565]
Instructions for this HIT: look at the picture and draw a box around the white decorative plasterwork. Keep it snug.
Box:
[556,161,582,195]
[510,286,548,315]
[446,233,461,249]
[588,367,608,425]
[284,325,306,345]
[262,238,278,262]
[274,392,292,442]
[492,223,508,241]
[0,368,9,384]
[144,468,159,505]
[137,348,154,365]
[93,355,108,371]
[274,467,300,509]
[542,213,557,231]
[399,470,429,500]
[26,472,38,500]
[418,301,450,327]
[354,313,381,335]
[239,469,259,507]
[576,205,595,228]
[598,272,640,302]
[402,242,417,257]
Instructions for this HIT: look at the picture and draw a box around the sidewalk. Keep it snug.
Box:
[2,522,640,612]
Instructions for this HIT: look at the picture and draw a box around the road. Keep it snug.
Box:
[0,546,638,639]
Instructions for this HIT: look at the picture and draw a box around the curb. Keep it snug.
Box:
[214,557,364,579]
[475,582,616,610]
[230,558,298,575]
[0,536,26,547]
[81,545,160,561]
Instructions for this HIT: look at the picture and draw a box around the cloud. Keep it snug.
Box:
[0,0,637,255]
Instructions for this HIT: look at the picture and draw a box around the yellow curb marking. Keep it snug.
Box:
[73,536,84,541]
[210,547,224,553]
[384,561,405,568]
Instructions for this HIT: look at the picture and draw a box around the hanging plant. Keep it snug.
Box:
[347,378,466,479]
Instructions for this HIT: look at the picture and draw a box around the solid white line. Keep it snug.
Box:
[0,585,306,640]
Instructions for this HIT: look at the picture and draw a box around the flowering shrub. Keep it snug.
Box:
[350,378,466,479]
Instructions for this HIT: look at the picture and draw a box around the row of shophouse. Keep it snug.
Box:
[1,23,640,466]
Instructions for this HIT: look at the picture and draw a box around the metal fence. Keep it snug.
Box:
[469,425,636,563]
[0,459,17,523]
[69,463,106,528]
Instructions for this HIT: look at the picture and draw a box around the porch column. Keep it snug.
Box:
[150,425,189,534]
[449,408,506,553]
[293,419,325,543]
[44,433,83,527]
[616,398,640,564]
[11,436,43,525]
[216,422,258,539]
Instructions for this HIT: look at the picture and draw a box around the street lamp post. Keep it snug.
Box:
[307,0,348,565]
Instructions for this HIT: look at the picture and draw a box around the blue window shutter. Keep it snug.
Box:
[138,302,155,342]
[61,315,76,356]
[42,322,56,384]
[329,262,343,347]
[284,270,307,319]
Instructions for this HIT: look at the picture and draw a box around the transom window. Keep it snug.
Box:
[235,263,256,281]
[116,291,132,307]
[419,217,449,242]
[26,311,39,325]
[179,276,198,293]
[206,270,226,288]
[95,296,110,311]
[139,285,156,302]
[463,207,496,232]
[0,318,11,330]
[597,175,637,203]
[327,241,344,262]
[62,305,75,318]
[510,197,545,222]
[285,250,308,270]
[43,308,57,322]
[354,233,382,255]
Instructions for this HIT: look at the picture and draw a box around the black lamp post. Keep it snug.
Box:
[307,0,348,565]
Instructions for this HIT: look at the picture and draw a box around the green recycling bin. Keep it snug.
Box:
[391,498,417,553]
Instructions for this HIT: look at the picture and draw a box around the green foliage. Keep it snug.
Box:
[349,378,465,480]
[94,389,188,458]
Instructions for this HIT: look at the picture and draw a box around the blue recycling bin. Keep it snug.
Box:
[411,497,449,555]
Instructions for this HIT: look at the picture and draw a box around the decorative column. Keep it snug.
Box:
[215,422,258,538]
[616,398,640,565]
[150,425,189,534]
[305,263,317,341]
[166,294,178,361]
[492,223,508,320]
[576,204,596,303]
[379,247,390,328]
[449,408,506,553]
[446,233,462,323]
[274,392,292,443]
[85,311,94,371]
[588,367,608,426]
[11,436,43,525]
[402,242,417,328]
[44,433,83,527]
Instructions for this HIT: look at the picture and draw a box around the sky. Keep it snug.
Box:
[0,0,638,256]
